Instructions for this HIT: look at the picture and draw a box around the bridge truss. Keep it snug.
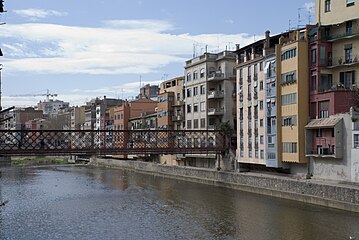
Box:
[0,130,226,156]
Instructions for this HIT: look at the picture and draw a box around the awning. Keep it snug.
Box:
[305,117,343,129]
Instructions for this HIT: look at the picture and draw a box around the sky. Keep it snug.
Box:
[0,0,315,108]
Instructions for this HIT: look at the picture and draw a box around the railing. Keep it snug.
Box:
[208,108,224,115]
[208,90,224,99]
[327,55,359,67]
[0,130,226,156]
[208,72,224,80]
[325,29,359,41]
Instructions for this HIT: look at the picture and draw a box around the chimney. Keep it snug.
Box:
[236,44,240,50]
[265,30,270,49]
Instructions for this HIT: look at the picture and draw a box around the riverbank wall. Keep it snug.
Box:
[90,158,359,213]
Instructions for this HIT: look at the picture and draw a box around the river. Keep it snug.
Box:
[0,165,358,240]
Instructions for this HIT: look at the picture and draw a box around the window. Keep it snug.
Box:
[344,44,353,63]
[255,150,259,158]
[281,93,297,105]
[281,48,296,61]
[187,104,192,113]
[260,101,264,110]
[259,62,263,71]
[317,129,323,137]
[340,71,355,88]
[354,134,359,148]
[187,120,192,129]
[260,119,263,127]
[200,102,206,112]
[193,70,198,80]
[311,71,317,91]
[281,71,297,85]
[200,85,206,95]
[260,150,264,159]
[200,118,205,128]
[193,103,198,112]
[282,142,297,153]
[187,88,192,98]
[282,116,297,126]
[325,0,331,12]
[200,68,205,78]
[311,47,317,64]
[260,81,263,91]
[193,119,199,129]
[193,87,199,96]
[319,100,329,118]
[347,0,355,7]
[249,150,252,158]
[187,73,192,81]
[239,69,243,84]
[260,135,264,144]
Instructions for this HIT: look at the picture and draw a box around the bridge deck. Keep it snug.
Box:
[0,130,225,156]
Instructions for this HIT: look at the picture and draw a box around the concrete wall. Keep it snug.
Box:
[91,158,359,213]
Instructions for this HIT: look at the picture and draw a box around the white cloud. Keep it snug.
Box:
[13,8,68,20]
[225,19,235,24]
[1,20,257,75]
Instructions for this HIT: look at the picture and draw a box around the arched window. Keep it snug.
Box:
[187,72,192,81]
[200,68,205,78]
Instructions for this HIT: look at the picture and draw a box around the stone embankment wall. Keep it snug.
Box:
[90,158,359,213]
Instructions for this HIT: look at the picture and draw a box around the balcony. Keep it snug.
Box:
[208,107,224,115]
[325,29,359,42]
[172,115,184,121]
[208,90,224,99]
[326,55,359,68]
[172,100,184,107]
[305,117,343,159]
[208,72,224,81]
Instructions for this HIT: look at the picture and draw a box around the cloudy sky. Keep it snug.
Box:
[0,0,314,107]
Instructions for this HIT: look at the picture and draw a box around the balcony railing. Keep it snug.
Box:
[208,107,224,115]
[208,90,224,99]
[326,55,359,68]
[208,72,224,81]
[325,29,359,41]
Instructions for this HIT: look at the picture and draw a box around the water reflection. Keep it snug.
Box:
[0,166,358,240]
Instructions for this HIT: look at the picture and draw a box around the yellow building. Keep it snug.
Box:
[276,29,309,164]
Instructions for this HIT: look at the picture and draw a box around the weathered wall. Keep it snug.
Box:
[91,158,359,213]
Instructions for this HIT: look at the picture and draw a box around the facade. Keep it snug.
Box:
[138,84,159,100]
[70,106,85,130]
[4,107,43,130]
[37,99,70,116]
[236,32,281,167]
[277,29,309,165]
[300,0,359,182]
[158,76,185,130]
[184,51,236,168]
[158,77,185,165]
[95,97,123,130]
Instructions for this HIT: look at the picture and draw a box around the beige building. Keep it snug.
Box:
[158,76,185,166]
[315,0,359,25]
[277,29,309,164]
[70,106,85,130]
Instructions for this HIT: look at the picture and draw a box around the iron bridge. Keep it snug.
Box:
[0,130,226,156]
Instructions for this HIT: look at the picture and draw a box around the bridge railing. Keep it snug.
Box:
[0,130,226,156]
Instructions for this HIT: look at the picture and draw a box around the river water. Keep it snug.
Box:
[0,166,358,240]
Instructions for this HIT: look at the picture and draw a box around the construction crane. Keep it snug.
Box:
[10,89,58,102]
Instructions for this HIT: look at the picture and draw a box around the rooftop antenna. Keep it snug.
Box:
[139,75,142,88]
[253,34,256,42]
[308,6,314,24]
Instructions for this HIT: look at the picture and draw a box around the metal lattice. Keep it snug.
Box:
[0,130,226,156]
